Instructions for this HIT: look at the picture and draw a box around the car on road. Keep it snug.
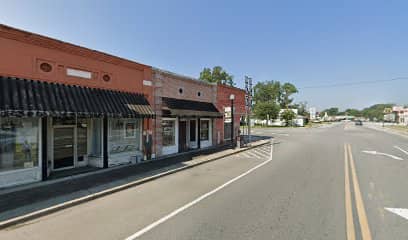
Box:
[355,120,363,126]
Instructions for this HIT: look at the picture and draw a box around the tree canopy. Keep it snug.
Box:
[253,101,280,120]
[253,80,281,103]
[199,66,235,86]
[279,83,298,108]
[360,104,394,121]
[320,107,339,116]
[291,101,308,116]
[320,104,395,121]
[281,109,296,124]
[345,108,362,117]
[253,80,298,120]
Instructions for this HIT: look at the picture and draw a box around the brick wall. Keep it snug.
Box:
[0,25,152,97]
[216,84,246,144]
[152,68,219,156]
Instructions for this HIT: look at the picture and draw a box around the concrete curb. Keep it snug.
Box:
[0,140,271,230]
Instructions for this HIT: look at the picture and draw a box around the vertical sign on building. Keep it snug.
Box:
[245,76,253,145]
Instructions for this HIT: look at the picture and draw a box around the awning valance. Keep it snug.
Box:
[162,97,222,118]
[0,76,154,118]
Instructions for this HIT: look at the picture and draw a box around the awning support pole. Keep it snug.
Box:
[103,117,108,168]
[41,117,48,181]
[197,117,201,149]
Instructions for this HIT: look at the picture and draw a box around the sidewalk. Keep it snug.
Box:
[364,122,408,138]
[0,139,270,227]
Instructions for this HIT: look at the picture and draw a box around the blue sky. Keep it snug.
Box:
[1,0,407,111]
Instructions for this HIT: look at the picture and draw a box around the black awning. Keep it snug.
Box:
[0,76,155,118]
[162,97,222,118]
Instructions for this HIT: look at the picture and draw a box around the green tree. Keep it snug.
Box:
[281,109,296,125]
[361,103,394,121]
[345,108,361,117]
[253,101,280,120]
[199,66,235,86]
[253,80,281,103]
[324,107,339,116]
[279,83,298,108]
[292,101,308,116]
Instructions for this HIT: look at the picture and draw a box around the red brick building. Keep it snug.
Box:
[0,25,154,188]
[215,84,246,145]
[152,68,221,157]
[0,24,247,189]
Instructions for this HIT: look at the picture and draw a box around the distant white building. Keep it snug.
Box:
[309,107,317,120]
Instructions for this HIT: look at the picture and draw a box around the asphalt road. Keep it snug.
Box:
[1,122,407,239]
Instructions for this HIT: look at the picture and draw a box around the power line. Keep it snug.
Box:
[298,77,408,89]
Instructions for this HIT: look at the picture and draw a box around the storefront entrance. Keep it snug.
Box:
[178,121,187,152]
[52,118,93,172]
[53,127,75,170]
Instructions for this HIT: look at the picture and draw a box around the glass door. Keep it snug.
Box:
[53,127,75,170]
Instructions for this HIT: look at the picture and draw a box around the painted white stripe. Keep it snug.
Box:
[245,151,263,159]
[240,152,253,158]
[385,208,408,220]
[251,150,268,159]
[125,144,273,240]
[362,150,404,161]
[394,146,408,156]
[257,148,270,154]
[270,133,289,136]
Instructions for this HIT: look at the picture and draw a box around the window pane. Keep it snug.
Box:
[77,119,88,156]
[90,119,102,157]
[200,120,209,141]
[0,118,39,172]
[109,118,141,156]
[162,120,175,146]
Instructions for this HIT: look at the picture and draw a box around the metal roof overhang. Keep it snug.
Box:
[162,97,222,118]
[0,76,155,118]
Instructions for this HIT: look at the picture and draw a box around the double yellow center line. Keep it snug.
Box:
[344,143,372,240]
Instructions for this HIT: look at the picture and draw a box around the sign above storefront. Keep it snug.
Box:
[224,107,231,123]
[66,68,92,79]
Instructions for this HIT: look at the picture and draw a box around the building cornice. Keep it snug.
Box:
[152,67,215,87]
[0,24,150,71]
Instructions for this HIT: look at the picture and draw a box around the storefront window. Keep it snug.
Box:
[0,118,39,172]
[77,119,88,159]
[162,120,175,146]
[200,120,210,141]
[109,118,141,156]
[89,119,102,158]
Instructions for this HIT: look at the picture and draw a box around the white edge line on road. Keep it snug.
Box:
[394,146,408,156]
[125,142,274,240]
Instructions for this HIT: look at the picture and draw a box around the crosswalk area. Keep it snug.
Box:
[236,144,272,160]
